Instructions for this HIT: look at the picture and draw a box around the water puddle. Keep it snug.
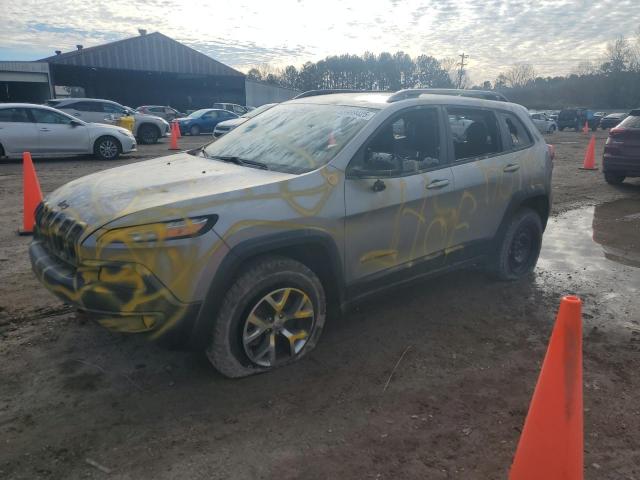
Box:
[537,199,640,332]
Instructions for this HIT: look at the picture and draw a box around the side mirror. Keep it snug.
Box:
[70,120,82,127]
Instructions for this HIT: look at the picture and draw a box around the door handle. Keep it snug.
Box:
[503,163,520,173]
[73,113,81,117]
[371,179,386,192]
[39,128,51,132]
[426,179,450,189]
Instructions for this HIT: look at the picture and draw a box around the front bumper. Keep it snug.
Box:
[29,240,200,339]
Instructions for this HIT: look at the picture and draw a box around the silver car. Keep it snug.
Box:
[530,112,557,134]
[0,103,136,160]
[30,91,553,377]
[213,103,276,138]
[47,98,170,144]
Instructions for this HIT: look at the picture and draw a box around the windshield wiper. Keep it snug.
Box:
[205,154,269,170]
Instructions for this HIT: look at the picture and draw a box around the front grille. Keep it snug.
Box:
[34,202,86,265]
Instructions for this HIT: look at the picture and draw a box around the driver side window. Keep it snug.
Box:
[349,108,442,177]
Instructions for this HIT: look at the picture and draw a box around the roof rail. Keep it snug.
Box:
[293,89,381,99]
[387,88,509,103]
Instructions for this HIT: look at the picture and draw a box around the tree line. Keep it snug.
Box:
[248,33,640,110]
[247,52,454,92]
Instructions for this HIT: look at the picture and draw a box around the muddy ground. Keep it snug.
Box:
[0,130,639,479]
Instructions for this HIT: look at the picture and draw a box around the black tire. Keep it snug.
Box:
[559,127,565,131]
[137,124,160,144]
[591,125,597,132]
[604,173,625,185]
[190,125,201,136]
[0,143,5,158]
[206,256,326,378]
[491,208,543,281]
[93,136,121,160]
[548,125,556,134]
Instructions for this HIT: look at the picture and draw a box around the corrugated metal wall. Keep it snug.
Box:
[245,80,299,106]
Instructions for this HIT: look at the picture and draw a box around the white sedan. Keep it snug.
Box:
[0,103,137,161]
[530,112,557,134]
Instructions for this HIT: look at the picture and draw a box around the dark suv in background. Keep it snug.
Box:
[557,108,598,131]
[603,109,640,184]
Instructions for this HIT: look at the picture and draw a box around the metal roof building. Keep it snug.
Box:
[40,31,246,111]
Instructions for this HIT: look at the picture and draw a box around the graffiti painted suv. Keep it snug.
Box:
[30,91,553,377]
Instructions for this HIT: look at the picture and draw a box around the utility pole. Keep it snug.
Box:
[456,52,467,89]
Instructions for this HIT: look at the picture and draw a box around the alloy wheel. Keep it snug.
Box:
[99,139,118,159]
[242,288,314,367]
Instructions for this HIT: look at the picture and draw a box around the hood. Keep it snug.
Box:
[86,122,131,135]
[216,117,247,128]
[44,152,295,232]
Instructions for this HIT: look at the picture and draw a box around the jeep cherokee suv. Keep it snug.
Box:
[30,91,553,377]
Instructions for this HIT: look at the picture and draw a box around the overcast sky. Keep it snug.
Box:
[1,0,638,82]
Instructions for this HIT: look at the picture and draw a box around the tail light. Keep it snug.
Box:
[547,144,555,161]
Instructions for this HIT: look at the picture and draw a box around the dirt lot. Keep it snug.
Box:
[1,131,639,479]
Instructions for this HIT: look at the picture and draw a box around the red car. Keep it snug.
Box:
[603,109,640,184]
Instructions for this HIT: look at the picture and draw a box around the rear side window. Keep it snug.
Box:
[446,107,501,161]
[618,115,640,129]
[499,112,533,150]
[0,108,31,123]
[64,101,99,112]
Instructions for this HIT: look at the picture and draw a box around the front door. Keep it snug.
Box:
[344,106,457,288]
[31,108,89,154]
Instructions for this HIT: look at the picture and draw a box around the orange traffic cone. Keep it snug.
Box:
[174,120,181,138]
[579,135,597,170]
[168,122,179,150]
[509,295,583,480]
[19,151,43,235]
[582,121,589,134]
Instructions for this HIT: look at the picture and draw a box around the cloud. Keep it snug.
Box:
[0,0,637,79]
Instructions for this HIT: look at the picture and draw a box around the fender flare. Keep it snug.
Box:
[188,229,345,348]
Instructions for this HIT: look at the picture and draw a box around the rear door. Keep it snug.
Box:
[446,106,520,249]
[345,106,457,286]
[0,107,39,156]
[200,110,220,132]
[30,108,89,154]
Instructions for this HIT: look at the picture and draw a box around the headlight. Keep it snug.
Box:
[98,216,217,245]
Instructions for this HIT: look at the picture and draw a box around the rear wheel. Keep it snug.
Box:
[548,124,556,134]
[604,173,625,185]
[206,256,326,378]
[190,125,201,136]
[490,208,543,281]
[94,136,121,160]
[138,124,159,144]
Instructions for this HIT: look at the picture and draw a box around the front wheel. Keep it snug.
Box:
[190,125,201,136]
[206,256,326,378]
[94,136,121,160]
[490,208,543,281]
[604,173,625,185]
[138,124,159,144]
[548,124,556,134]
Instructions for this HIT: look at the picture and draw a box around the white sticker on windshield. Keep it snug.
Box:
[338,109,377,120]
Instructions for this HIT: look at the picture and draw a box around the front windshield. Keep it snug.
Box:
[188,109,208,118]
[203,103,377,174]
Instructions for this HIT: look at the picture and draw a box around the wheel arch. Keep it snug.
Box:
[93,134,122,154]
[189,230,345,349]
[493,191,550,251]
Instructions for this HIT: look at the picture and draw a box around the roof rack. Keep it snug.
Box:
[293,89,381,99]
[387,88,509,103]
